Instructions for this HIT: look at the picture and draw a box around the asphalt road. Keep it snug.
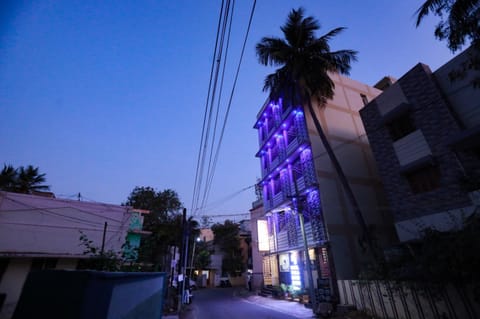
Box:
[181,287,304,319]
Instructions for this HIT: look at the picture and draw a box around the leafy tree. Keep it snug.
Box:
[193,241,211,271]
[0,164,50,194]
[124,186,186,271]
[416,0,480,87]
[211,220,244,276]
[124,187,201,272]
[256,8,378,259]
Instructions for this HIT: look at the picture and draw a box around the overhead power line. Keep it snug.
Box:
[191,0,257,217]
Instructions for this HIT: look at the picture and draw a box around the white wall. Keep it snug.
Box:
[0,192,131,257]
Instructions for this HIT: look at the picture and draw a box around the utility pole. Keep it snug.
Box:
[182,218,190,304]
[177,208,187,311]
[100,222,107,255]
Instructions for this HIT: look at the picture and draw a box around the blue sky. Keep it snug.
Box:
[0,1,457,222]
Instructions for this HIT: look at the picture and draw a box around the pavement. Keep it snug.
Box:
[237,290,316,319]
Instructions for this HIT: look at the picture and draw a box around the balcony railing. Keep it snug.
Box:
[292,176,306,193]
[286,137,300,155]
[263,197,273,212]
[272,191,286,207]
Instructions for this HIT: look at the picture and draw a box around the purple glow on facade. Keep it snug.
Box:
[301,148,311,157]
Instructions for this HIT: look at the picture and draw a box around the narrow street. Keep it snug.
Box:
[181,287,313,319]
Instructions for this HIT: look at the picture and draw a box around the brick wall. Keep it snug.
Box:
[360,63,471,223]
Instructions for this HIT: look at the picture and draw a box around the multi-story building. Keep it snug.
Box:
[360,47,480,242]
[253,73,397,302]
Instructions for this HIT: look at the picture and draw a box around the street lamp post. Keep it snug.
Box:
[189,237,201,278]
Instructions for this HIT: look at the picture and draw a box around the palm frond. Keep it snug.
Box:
[323,49,358,75]
[256,37,291,66]
[281,8,319,48]
[256,7,356,106]
[318,27,347,45]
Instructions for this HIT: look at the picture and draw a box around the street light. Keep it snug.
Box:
[189,237,201,278]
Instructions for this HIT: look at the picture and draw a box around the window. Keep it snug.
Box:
[387,112,415,141]
[360,94,369,106]
[405,165,441,193]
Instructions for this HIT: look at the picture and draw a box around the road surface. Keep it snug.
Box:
[181,287,312,319]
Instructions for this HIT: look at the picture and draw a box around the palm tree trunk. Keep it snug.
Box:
[305,97,379,261]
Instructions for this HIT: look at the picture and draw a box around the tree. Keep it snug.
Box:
[211,220,244,276]
[193,241,211,271]
[255,8,377,259]
[0,164,50,194]
[416,0,480,87]
[0,164,17,192]
[124,186,188,271]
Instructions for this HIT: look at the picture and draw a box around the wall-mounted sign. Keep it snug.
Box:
[257,220,269,251]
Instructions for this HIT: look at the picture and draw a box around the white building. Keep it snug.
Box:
[0,191,133,319]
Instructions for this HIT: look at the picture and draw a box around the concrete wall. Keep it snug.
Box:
[434,47,480,129]
[249,203,265,290]
[360,62,475,241]
[0,259,31,319]
[0,257,81,319]
[306,73,396,278]
[0,191,131,256]
[12,270,166,319]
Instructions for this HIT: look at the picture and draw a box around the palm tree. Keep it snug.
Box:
[16,165,50,194]
[0,164,17,192]
[0,164,50,194]
[256,8,378,258]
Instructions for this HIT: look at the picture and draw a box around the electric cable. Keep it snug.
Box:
[201,0,236,212]
[192,0,234,214]
[191,0,226,217]
[198,0,257,215]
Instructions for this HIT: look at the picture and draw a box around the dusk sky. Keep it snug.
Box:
[1,1,458,222]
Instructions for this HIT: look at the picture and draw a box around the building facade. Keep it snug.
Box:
[253,73,397,302]
[360,47,480,242]
[0,191,144,319]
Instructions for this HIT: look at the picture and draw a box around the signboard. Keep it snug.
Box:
[257,220,269,251]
